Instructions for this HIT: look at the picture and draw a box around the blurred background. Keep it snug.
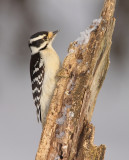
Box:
[0,0,129,159]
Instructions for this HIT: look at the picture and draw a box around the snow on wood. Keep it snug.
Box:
[76,17,102,45]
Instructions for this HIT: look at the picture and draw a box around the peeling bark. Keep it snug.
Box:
[35,0,116,159]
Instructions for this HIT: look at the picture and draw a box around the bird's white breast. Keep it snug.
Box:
[39,46,60,122]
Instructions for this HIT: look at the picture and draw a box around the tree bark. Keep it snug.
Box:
[35,0,116,159]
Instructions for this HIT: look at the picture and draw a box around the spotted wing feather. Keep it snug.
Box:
[30,53,44,122]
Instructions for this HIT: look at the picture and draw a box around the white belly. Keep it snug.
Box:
[40,48,60,123]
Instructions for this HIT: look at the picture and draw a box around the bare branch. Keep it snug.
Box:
[36,0,116,159]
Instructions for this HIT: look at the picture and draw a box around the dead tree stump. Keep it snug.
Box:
[35,0,116,159]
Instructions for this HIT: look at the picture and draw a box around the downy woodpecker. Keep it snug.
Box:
[28,31,60,125]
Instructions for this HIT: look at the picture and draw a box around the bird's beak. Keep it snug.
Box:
[48,30,59,40]
[53,30,59,36]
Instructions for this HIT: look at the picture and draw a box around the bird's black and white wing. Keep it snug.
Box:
[30,53,44,122]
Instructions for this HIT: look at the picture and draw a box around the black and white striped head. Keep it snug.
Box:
[29,30,58,54]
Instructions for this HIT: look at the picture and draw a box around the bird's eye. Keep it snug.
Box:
[44,36,47,41]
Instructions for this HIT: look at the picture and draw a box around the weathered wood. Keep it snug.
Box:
[35,0,116,159]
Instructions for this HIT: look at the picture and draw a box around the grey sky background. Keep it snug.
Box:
[0,0,129,159]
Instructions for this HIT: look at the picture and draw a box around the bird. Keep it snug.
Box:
[28,30,61,125]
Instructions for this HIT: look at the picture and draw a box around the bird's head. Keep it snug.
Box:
[28,30,58,54]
